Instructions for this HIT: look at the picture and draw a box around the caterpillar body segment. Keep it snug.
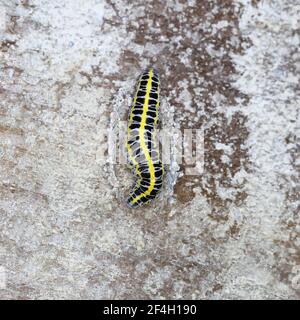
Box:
[126,68,164,208]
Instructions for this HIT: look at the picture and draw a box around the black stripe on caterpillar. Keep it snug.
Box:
[126,68,164,208]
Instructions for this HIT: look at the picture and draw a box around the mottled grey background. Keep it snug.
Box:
[0,0,299,299]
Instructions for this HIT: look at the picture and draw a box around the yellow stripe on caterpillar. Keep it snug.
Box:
[126,68,164,208]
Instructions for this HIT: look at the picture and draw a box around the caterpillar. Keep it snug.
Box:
[126,68,164,208]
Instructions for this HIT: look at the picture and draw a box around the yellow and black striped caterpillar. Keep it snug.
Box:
[126,68,164,208]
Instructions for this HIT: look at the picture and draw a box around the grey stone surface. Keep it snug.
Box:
[0,0,299,299]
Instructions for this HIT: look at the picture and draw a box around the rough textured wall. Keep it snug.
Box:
[0,0,299,299]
